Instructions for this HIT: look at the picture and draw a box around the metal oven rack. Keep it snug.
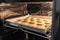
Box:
[4,21,49,40]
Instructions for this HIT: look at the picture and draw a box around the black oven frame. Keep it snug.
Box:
[52,0,60,40]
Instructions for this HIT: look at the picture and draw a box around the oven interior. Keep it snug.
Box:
[0,0,53,40]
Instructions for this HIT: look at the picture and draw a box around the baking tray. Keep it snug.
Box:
[4,15,51,39]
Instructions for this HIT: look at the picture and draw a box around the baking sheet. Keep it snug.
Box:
[6,15,52,31]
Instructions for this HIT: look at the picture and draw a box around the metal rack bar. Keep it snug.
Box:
[4,24,48,39]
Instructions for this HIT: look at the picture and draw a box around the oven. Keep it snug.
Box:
[0,0,60,40]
